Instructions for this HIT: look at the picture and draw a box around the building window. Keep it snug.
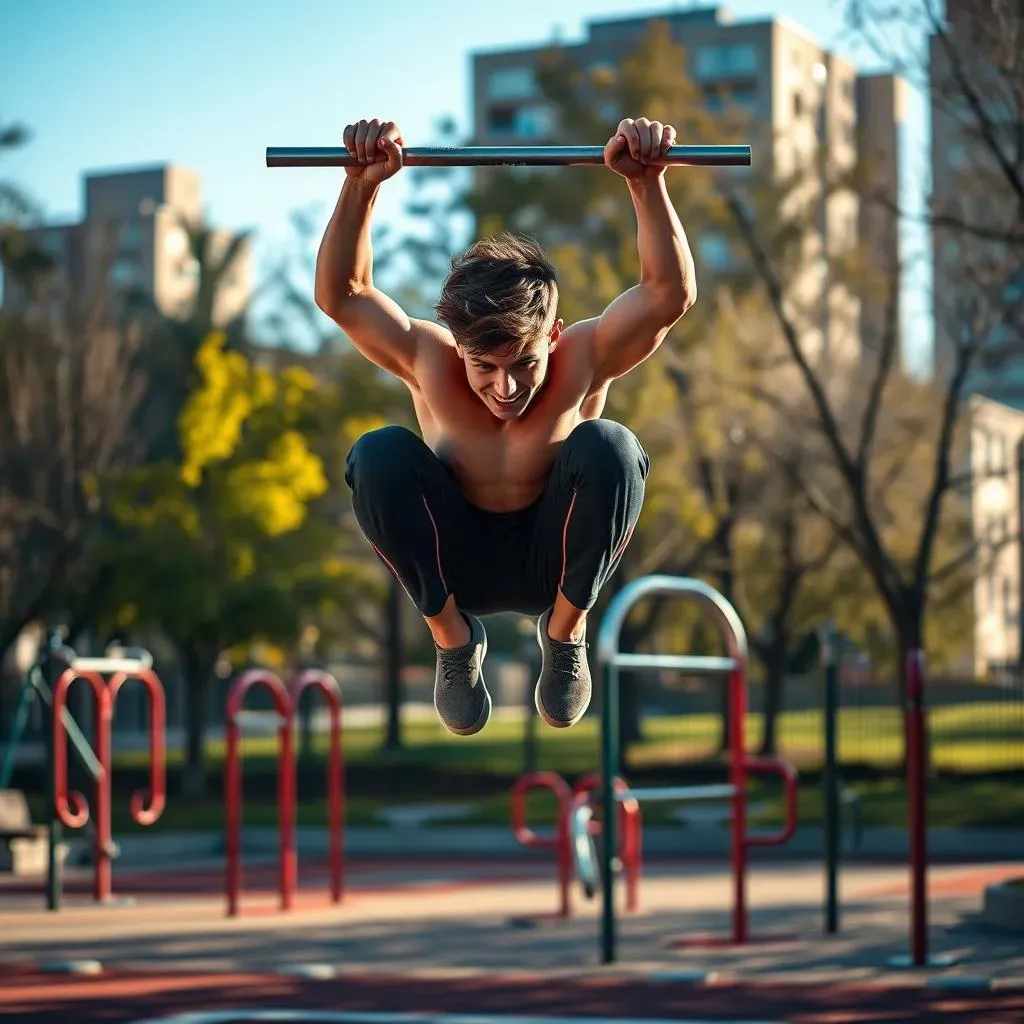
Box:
[513,104,553,139]
[692,42,759,81]
[704,85,758,113]
[1003,575,1015,625]
[793,92,804,117]
[487,106,516,132]
[486,66,536,101]
[986,431,1006,475]
[119,221,142,253]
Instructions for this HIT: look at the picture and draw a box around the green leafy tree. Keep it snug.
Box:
[95,331,336,795]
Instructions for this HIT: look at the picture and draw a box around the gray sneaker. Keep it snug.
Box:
[534,608,592,729]
[433,613,491,736]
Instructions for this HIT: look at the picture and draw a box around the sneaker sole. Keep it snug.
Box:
[534,615,590,729]
[435,632,492,737]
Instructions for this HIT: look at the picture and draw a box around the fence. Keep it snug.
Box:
[622,667,1024,775]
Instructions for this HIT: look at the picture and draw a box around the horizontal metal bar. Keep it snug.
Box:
[608,653,737,673]
[71,657,151,674]
[266,144,751,169]
[230,711,289,729]
[617,784,738,803]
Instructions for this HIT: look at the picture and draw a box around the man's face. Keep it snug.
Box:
[458,321,563,421]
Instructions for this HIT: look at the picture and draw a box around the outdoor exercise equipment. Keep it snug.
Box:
[266,143,751,169]
[224,668,344,917]
[508,770,641,923]
[50,642,166,907]
[886,648,957,970]
[575,574,799,964]
[509,771,572,920]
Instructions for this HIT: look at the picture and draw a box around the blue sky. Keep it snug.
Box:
[2,0,930,366]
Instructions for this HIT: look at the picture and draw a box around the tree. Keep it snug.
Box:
[717,0,1022,697]
[94,331,336,795]
[258,203,422,749]
[0,121,146,672]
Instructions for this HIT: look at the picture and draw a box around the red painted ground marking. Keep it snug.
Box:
[1,968,1022,1024]
[862,864,1024,899]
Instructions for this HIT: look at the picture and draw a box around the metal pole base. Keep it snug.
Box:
[885,952,960,970]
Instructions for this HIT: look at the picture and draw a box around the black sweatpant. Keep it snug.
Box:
[344,419,650,619]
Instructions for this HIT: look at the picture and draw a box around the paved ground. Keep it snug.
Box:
[1,857,1022,1023]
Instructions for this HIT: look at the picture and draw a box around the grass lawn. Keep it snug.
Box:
[30,771,1024,837]
[27,702,1018,838]
[112,701,1024,777]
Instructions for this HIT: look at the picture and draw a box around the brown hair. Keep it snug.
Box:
[434,232,558,356]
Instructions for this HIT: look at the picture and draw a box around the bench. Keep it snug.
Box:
[0,789,51,875]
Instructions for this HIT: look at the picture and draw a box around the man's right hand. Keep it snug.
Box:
[343,119,404,186]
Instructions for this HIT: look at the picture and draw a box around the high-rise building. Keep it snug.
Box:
[470,4,907,368]
[929,1,1023,405]
[2,163,250,328]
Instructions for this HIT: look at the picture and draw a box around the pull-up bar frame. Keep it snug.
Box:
[265,144,751,169]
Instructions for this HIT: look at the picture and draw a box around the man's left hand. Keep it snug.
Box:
[604,117,676,180]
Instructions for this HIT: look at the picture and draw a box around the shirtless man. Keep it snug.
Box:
[315,115,696,736]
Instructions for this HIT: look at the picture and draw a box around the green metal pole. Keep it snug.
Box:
[45,678,62,912]
[822,625,840,934]
[600,661,619,964]
[0,682,35,790]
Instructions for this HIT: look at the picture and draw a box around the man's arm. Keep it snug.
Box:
[588,119,696,383]
[314,119,430,387]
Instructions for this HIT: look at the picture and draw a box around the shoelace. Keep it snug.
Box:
[551,640,588,681]
[441,648,477,684]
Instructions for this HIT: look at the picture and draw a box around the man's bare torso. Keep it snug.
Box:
[407,321,608,512]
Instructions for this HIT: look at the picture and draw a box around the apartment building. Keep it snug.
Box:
[954,396,1024,677]
[470,4,907,369]
[2,163,250,328]
[930,0,1024,405]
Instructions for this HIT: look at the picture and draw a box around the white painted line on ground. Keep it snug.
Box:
[128,1011,789,1024]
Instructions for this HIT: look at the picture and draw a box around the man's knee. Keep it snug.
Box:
[563,419,650,483]
[344,425,425,491]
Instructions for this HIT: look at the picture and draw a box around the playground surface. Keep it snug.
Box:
[2,855,1023,1023]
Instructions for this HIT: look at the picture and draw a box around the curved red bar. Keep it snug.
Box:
[288,669,344,904]
[510,771,573,917]
[225,669,292,917]
[571,773,642,913]
[52,668,111,901]
[743,755,799,848]
[52,669,106,831]
[108,669,167,826]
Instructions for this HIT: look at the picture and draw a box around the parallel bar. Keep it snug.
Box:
[231,710,289,730]
[266,144,751,169]
[608,653,737,673]
[616,785,738,804]
[597,576,749,666]
[71,657,151,674]
[596,574,750,965]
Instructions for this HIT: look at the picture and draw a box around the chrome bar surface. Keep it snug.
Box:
[608,653,737,673]
[71,656,152,674]
[617,784,739,803]
[266,144,751,168]
[571,803,598,898]
[596,575,749,667]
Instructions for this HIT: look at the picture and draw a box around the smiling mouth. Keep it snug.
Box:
[490,392,526,407]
